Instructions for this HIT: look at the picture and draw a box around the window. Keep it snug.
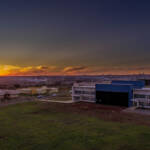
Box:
[134,94,145,98]
[74,90,82,94]
[74,96,80,100]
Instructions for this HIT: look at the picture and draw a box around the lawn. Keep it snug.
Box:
[0,102,150,150]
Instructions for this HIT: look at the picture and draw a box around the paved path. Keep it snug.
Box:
[123,107,150,116]
[0,98,74,108]
[38,99,74,103]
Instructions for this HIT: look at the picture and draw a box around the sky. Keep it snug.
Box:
[0,0,150,75]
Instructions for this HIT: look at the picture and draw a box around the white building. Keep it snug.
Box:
[0,89,20,101]
[72,83,95,102]
[132,88,150,108]
[49,87,58,94]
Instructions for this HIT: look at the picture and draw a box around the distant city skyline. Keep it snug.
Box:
[0,0,150,75]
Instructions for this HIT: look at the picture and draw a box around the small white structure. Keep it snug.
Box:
[132,88,150,108]
[0,90,6,100]
[6,90,20,98]
[19,88,32,95]
[49,88,58,94]
[72,83,95,102]
[0,89,20,101]
[19,86,50,95]
[36,86,49,94]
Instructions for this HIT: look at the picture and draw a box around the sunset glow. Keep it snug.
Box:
[0,65,149,76]
[0,1,149,76]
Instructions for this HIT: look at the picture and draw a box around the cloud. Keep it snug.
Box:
[63,66,87,73]
[0,64,150,76]
[62,65,150,75]
[0,65,58,76]
[36,65,56,70]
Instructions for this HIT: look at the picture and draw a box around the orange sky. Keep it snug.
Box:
[0,65,150,76]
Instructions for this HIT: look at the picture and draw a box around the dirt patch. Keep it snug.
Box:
[35,101,150,126]
[0,136,6,140]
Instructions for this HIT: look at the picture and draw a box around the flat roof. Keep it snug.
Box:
[135,88,150,91]
[73,85,95,88]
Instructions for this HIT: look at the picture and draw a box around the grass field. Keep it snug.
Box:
[0,102,150,150]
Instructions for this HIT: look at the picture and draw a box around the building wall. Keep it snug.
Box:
[112,80,145,89]
[72,81,145,107]
[72,85,95,102]
[96,84,134,107]
[132,88,150,108]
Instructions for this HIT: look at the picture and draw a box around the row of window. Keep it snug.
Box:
[134,94,150,99]
[74,90,95,95]
[133,101,150,107]
[74,96,80,100]
[73,96,95,101]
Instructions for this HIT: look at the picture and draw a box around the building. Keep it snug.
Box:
[132,88,150,108]
[111,80,145,89]
[95,80,145,107]
[72,80,145,107]
[49,88,59,94]
[5,90,20,98]
[96,84,134,107]
[72,83,95,102]
[0,89,20,101]
[138,79,150,86]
